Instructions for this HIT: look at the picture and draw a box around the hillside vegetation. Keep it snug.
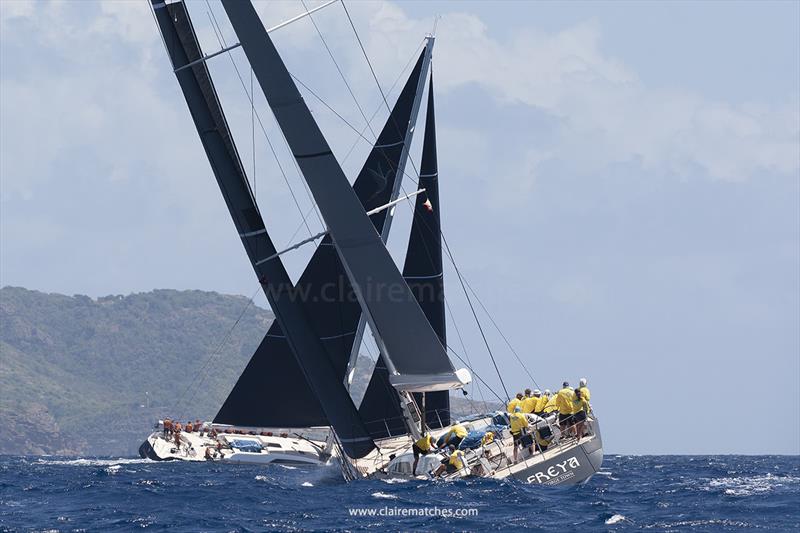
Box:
[0,287,273,455]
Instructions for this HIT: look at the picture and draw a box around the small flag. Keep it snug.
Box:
[423,198,433,212]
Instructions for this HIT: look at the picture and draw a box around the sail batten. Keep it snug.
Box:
[221,0,470,392]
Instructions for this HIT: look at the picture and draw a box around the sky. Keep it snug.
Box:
[1,0,798,455]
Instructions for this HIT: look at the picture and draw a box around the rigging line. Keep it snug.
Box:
[292,73,424,198]
[441,233,511,401]
[173,282,263,418]
[462,277,541,390]
[445,298,487,405]
[251,67,256,198]
[445,345,505,404]
[300,0,377,140]
[340,1,390,121]
[340,0,416,147]
[203,1,322,237]
[341,39,425,165]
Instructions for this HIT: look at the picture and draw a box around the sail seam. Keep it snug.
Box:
[239,228,267,237]
[404,272,443,280]
[374,139,404,149]
[295,150,333,159]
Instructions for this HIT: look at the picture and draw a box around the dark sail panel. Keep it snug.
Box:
[360,76,450,438]
[152,0,374,458]
[222,0,465,392]
[357,355,408,438]
[216,50,427,424]
[405,77,450,428]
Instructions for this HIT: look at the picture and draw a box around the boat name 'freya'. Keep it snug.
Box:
[526,456,581,484]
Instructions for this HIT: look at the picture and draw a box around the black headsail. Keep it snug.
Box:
[359,76,450,438]
[151,0,374,458]
[215,51,429,428]
[221,0,470,395]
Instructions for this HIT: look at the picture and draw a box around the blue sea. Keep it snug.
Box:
[1,455,798,531]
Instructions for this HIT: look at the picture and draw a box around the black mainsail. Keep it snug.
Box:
[215,52,429,428]
[151,0,374,458]
[359,77,450,438]
[221,0,470,393]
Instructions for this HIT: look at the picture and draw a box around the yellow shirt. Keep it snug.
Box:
[444,424,467,442]
[543,395,558,413]
[556,387,576,414]
[509,412,529,435]
[574,398,590,414]
[577,386,591,402]
[521,396,538,413]
[534,394,549,413]
[448,450,464,469]
[507,398,523,413]
[415,436,434,452]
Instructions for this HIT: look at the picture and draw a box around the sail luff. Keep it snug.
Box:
[151,0,375,458]
[221,0,470,393]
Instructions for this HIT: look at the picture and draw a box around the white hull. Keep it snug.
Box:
[139,429,333,466]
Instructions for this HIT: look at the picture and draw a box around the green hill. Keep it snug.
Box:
[0,287,499,456]
[0,287,274,456]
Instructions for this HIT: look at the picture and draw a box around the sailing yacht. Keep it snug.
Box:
[141,0,603,485]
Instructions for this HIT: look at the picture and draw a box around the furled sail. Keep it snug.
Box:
[151,0,374,458]
[359,76,451,438]
[216,52,429,427]
[221,0,471,393]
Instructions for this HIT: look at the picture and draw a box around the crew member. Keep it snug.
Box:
[577,378,591,402]
[534,390,550,415]
[556,382,576,435]
[507,392,524,413]
[572,388,590,440]
[412,433,437,476]
[509,406,533,462]
[481,431,495,446]
[441,423,467,449]
[542,390,558,414]
[522,390,540,413]
[434,444,465,477]
[173,422,182,449]
[163,418,172,438]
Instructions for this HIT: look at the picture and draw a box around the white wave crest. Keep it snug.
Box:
[381,478,409,484]
[301,482,313,487]
[605,514,626,525]
[35,458,150,467]
[707,473,800,497]
[371,492,398,499]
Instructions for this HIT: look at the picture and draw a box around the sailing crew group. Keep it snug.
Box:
[419,377,593,477]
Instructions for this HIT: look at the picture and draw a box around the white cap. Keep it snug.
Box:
[579,378,587,387]
[544,389,551,395]
[533,389,541,395]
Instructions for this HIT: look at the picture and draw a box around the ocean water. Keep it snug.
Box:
[1,455,798,531]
